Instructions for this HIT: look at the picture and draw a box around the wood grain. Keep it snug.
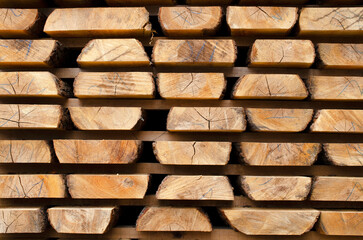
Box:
[324,143,363,166]
[318,43,363,69]
[0,9,42,37]
[317,211,363,236]
[0,140,51,163]
[0,208,46,233]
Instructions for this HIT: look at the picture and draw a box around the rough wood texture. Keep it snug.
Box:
[74,72,155,98]
[0,208,46,233]
[0,40,61,68]
[167,107,246,132]
[220,208,320,235]
[318,43,363,69]
[48,207,118,234]
[246,108,314,132]
[0,104,64,129]
[153,141,231,165]
[227,7,298,35]
[240,176,312,201]
[0,9,43,37]
[67,174,149,199]
[299,8,363,36]
[69,107,144,130]
[136,207,212,232]
[0,72,68,97]
[159,7,222,37]
[310,177,363,201]
[0,174,66,198]
[308,76,363,100]
[186,0,232,4]
[157,73,225,99]
[44,8,151,37]
[232,74,307,99]
[317,211,363,236]
[310,109,363,133]
[238,0,308,4]
[105,0,174,6]
[249,40,315,68]
[153,39,237,67]
[324,143,363,166]
[156,175,234,200]
[77,39,149,68]
[0,140,51,163]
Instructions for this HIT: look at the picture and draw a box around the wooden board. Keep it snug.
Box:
[167,107,246,132]
[317,43,363,69]
[240,176,312,201]
[238,0,309,4]
[310,109,363,133]
[0,174,66,198]
[156,175,234,200]
[105,0,175,6]
[53,140,142,164]
[136,207,212,232]
[67,174,149,199]
[44,8,151,37]
[159,7,222,37]
[227,7,298,36]
[246,108,314,132]
[0,208,45,233]
[48,207,118,234]
[153,141,231,165]
[299,8,363,36]
[310,177,363,201]
[248,39,315,68]
[317,211,363,236]
[77,39,150,68]
[157,73,226,99]
[237,142,321,166]
[74,72,155,98]
[220,208,320,235]
[324,143,363,166]
[186,0,232,4]
[232,74,308,100]
[53,0,101,7]
[68,107,144,130]
[308,76,363,101]
[0,140,51,163]
[152,39,237,67]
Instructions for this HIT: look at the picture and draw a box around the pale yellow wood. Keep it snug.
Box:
[318,43,363,69]
[153,39,237,67]
[232,74,307,99]
[310,177,363,201]
[0,208,45,233]
[0,174,66,198]
[68,107,144,130]
[167,107,246,132]
[157,73,225,99]
[317,211,363,236]
[0,9,41,37]
[0,140,51,163]
[77,39,150,68]
[299,8,363,36]
[54,140,141,164]
[238,142,321,166]
[220,208,320,235]
[67,174,149,199]
[246,108,314,132]
[105,0,174,6]
[311,109,363,133]
[249,39,315,68]
[239,0,308,4]
[153,141,231,165]
[324,143,363,166]
[136,207,212,232]
[308,76,363,100]
[187,0,232,4]
[240,176,312,201]
[44,8,151,37]
[157,175,234,200]
[159,7,222,37]
[227,7,298,35]
[74,72,155,98]
[48,207,118,234]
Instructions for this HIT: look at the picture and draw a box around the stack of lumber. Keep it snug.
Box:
[0,1,362,239]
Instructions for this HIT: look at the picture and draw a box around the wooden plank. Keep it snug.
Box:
[136,207,212,232]
[156,175,234,200]
[318,43,363,69]
[249,39,315,68]
[53,0,101,6]
[186,0,232,4]
[53,140,142,164]
[246,108,314,132]
[324,143,363,166]
[0,208,45,233]
[0,140,51,163]
[317,211,363,236]
[105,0,175,6]
[153,141,231,165]
[227,7,298,36]
[238,0,309,5]
[67,174,149,199]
